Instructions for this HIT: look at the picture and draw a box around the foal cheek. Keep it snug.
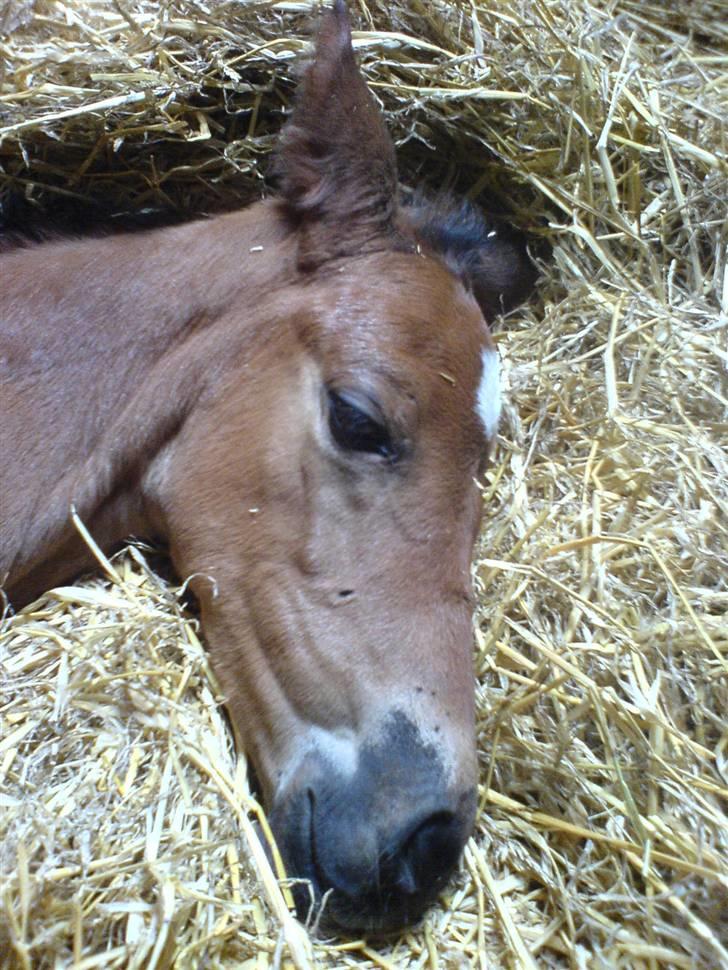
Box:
[190,593,302,797]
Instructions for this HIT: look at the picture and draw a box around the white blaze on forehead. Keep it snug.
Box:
[476,347,501,439]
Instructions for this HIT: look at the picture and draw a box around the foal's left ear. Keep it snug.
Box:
[276,0,399,269]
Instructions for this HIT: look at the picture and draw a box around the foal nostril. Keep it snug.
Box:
[382,810,463,899]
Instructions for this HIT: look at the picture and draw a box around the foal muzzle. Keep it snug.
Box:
[269,711,477,932]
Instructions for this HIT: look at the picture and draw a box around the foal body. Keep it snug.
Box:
[1,1,534,932]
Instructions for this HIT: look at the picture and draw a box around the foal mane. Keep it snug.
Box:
[0,190,189,254]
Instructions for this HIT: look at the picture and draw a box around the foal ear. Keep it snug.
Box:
[403,195,538,321]
[276,0,399,268]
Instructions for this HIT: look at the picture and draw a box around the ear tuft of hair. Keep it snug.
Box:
[403,194,538,321]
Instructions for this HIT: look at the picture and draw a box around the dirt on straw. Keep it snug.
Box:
[1,1,727,967]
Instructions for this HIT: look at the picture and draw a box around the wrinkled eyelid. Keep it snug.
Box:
[329,387,383,423]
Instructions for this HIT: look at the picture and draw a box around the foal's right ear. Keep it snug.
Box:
[276,0,399,269]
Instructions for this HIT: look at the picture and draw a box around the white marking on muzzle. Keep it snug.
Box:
[310,727,359,777]
[274,726,360,803]
[476,348,501,439]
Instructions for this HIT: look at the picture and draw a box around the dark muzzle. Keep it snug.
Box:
[269,711,477,932]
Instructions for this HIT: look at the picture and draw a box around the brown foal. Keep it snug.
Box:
[0,0,534,931]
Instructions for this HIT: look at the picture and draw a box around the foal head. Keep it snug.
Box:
[154,1,533,932]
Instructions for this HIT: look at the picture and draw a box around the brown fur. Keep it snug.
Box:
[0,1,534,930]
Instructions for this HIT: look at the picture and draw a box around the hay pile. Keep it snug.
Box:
[1,1,726,967]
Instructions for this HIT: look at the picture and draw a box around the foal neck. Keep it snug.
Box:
[0,201,294,604]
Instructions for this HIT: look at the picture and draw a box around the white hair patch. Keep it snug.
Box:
[476,348,501,439]
[309,726,359,778]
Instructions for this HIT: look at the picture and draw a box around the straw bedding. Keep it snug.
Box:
[1,1,726,967]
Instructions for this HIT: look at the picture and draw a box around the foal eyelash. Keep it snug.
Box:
[327,389,397,461]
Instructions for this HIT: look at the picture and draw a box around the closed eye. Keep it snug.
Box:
[327,389,397,461]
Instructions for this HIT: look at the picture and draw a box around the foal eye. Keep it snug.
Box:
[327,390,396,460]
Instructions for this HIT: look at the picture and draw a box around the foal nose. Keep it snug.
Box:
[306,796,473,931]
[271,712,477,932]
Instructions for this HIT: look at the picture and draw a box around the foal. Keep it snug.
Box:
[0,0,534,931]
